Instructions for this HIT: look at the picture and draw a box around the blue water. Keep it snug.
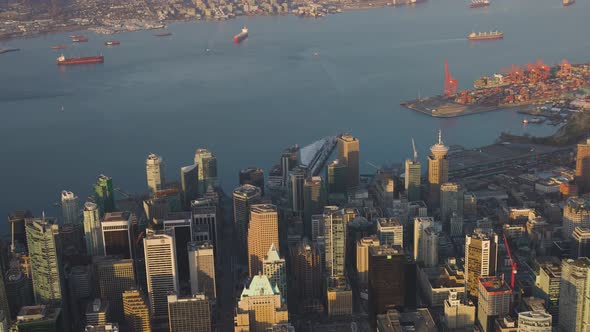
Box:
[0,0,588,229]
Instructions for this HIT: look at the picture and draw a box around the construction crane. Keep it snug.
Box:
[503,234,517,289]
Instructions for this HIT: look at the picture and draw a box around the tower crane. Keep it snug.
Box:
[503,234,517,289]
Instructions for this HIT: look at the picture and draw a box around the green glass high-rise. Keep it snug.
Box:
[25,217,63,306]
[94,174,115,215]
[327,159,348,197]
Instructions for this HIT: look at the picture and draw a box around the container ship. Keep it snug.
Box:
[104,41,120,46]
[470,0,490,8]
[233,27,248,43]
[468,31,503,41]
[56,54,104,65]
[563,0,574,6]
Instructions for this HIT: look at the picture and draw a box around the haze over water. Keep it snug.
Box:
[0,0,588,228]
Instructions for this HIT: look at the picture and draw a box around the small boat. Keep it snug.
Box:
[522,119,529,125]
[155,32,172,37]
[60,105,65,112]
[72,37,89,43]
[52,45,67,50]
[104,41,121,46]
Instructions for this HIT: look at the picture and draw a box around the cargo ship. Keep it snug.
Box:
[470,0,490,8]
[563,0,574,6]
[468,31,503,41]
[72,37,89,43]
[0,48,19,54]
[70,34,84,38]
[233,27,248,43]
[155,32,172,37]
[52,45,67,50]
[56,54,104,65]
[104,41,120,46]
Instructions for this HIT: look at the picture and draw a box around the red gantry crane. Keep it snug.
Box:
[503,234,517,289]
[444,60,458,97]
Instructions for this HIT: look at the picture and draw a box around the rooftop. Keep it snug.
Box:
[369,245,404,257]
[479,276,511,294]
[241,275,280,299]
[102,211,131,223]
[251,204,277,214]
[233,184,261,197]
[378,217,402,227]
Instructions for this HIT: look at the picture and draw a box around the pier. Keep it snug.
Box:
[299,136,338,176]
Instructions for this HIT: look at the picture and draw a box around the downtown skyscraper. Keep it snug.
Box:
[427,130,449,206]
[465,229,498,299]
[405,139,421,202]
[144,233,179,322]
[60,190,79,224]
[337,133,360,189]
[576,138,590,193]
[233,184,261,263]
[248,204,280,276]
[194,149,218,193]
[94,174,115,215]
[146,153,165,193]
[83,201,102,256]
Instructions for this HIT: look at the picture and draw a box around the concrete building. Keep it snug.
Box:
[427,130,449,206]
[263,244,286,302]
[559,257,590,332]
[563,196,590,239]
[536,262,561,325]
[61,190,79,224]
[289,167,306,216]
[417,260,466,307]
[405,154,422,202]
[239,167,265,195]
[281,145,299,187]
[233,184,262,263]
[518,311,552,332]
[413,217,439,267]
[465,229,498,299]
[191,199,218,248]
[167,293,211,332]
[290,238,322,314]
[5,267,33,320]
[101,212,133,259]
[94,174,116,215]
[188,241,216,301]
[477,276,512,332]
[376,309,436,332]
[180,164,198,209]
[573,227,590,258]
[303,176,326,238]
[15,305,62,331]
[324,208,355,278]
[377,217,403,247]
[146,153,165,193]
[337,133,360,188]
[356,236,380,286]
[194,148,218,193]
[83,202,103,256]
[85,298,109,328]
[327,158,348,198]
[443,289,475,331]
[163,212,192,283]
[93,257,135,323]
[234,275,288,332]
[248,204,280,276]
[326,276,352,317]
[440,182,464,227]
[144,233,179,322]
[575,138,590,193]
[122,288,151,332]
[25,217,63,306]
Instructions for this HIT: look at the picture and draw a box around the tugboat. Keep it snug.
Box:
[233,27,248,43]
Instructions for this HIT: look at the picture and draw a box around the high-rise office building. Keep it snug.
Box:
[144,233,178,321]
[413,217,439,267]
[234,275,288,332]
[233,184,262,262]
[191,199,217,247]
[427,130,449,206]
[122,288,151,332]
[94,174,115,215]
[180,164,198,209]
[25,217,63,306]
[537,262,561,325]
[248,204,280,276]
[573,227,590,258]
[188,241,216,301]
[93,257,135,322]
[477,276,512,332]
[576,138,590,193]
[563,196,590,239]
[368,245,416,328]
[440,182,464,227]
[290,238,322,314]
[0,269,9,323]
[194,149,218,193]
[465,229,498,299]
[146,153,165,193]
[324,208,348,277]
[443,289,475,330]
[263,244,286,301]
[239,167,265,196]
[356,236,380,286]
[281,145,299,187]
[101,212,133,259]
[5,267,33,319]
[61,190,79,224]
[326,276,352,317]
[405,139,422,202]
[518,311,552,332]
[163,212,192,283]
[303,176,326,237]
[289,167,306,215]
[377,218,403,247]
[167,293,211,332]
[559,257,590,332]
[67,265,92,328]
[337,133,360,188]
[85,298,109,328]
[83,202,103,256]
[327,159,348,197]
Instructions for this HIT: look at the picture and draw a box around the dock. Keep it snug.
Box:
[401,95,499,118]
[299,136,337,176]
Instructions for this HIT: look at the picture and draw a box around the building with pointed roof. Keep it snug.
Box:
[262,244,287,302]
[234,275,288,332]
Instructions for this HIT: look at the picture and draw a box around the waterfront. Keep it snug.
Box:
[1,0,589,228]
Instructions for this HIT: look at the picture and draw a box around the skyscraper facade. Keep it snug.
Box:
[248,204,280,276]
[61,190,79,224]
[94,175,115,215]
[377,217,403,247]
[303,176,326,238]
[477,276,512,332]
[123,288,151,332]
[239,167,265,195]
[83,202,103,256]
[289,166,306,215]
[563,196,590,239]
[440,182,464,227]
[413,217,439,267]
[559,257,590,332]
[146,153,165,193]
[25,217,63,306]
[191,199,217,246]
[405,159,421,202]
[576,138,590,193]
[163,213,192,283]
[443,289,476,330]
[194,149,218,193]
[356,236,380,287]
[233,184,262,263]
[281,146,299,187]
[465,229,499,299]
[427,131,449,206]
[290,238,322,314]
[262,244,286,301]
[573,227,590,258]
[187,241,216,301]
[324,208,348,277]
[327,159,348,197]
[337,133,360,189]
[167,293,211,332]
[537,262,561,325]
[180,164,198,210]
[93,257,135,322]
[144,233,179,321]
[101,212,133,259]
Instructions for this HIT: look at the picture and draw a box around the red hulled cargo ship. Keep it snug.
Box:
[56,54,104,65]
[468,31,503,41]
[469,0,490,8]
[233,27,248,43]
